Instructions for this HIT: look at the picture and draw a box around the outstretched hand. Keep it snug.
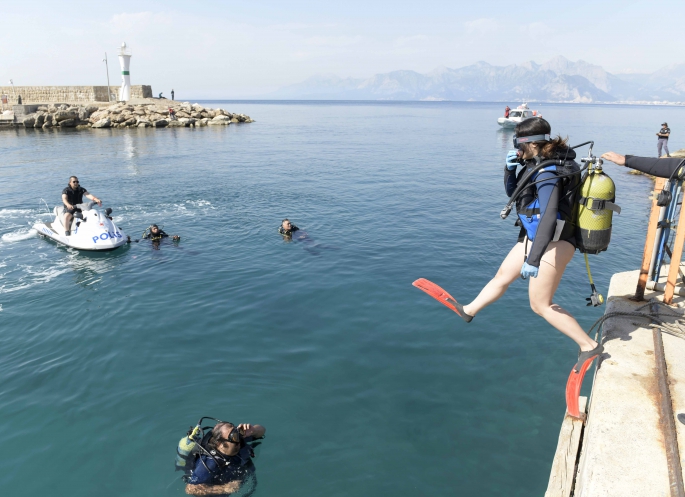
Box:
[601,152,625,166]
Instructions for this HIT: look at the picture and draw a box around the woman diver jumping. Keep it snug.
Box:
[416,117,602,373]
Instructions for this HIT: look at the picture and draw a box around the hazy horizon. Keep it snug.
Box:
[3,0,684,99]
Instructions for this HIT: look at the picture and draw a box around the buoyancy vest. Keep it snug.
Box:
[515,160,580,243]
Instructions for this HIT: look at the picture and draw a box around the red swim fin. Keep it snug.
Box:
[412,278,459,314]
[565,356,597,419]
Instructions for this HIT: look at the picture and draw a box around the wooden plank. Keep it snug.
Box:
[637,177,666,300]
[665,194,685,304]
[545,396,588,497]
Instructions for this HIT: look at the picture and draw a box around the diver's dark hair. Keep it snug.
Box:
[151,224,158,229]
[207,422,235,451]
[69,175,78,181]
[515,117,568,158]
[282,218,290,223]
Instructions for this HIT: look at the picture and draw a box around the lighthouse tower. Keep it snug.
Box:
[118,42,132,101]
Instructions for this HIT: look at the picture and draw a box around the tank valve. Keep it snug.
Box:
[500,205,512,219]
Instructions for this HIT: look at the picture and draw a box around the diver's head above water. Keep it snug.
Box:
[279,218,299,236]
[514,117,569,160]
[207,422,243,457]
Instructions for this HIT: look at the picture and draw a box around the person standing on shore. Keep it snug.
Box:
[657,122,671,158]
[171,89,175,100]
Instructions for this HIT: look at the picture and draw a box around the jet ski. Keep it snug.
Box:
[33,202,128,251]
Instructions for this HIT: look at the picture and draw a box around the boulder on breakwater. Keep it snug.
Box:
[21,102,253,130]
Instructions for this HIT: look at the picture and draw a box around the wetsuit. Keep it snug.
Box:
[143,230,169,241]
[625,155,685,178]
[504,148,580,268]
[187,442,257,496]
[278,225,299,236]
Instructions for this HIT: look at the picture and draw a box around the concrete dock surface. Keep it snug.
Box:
[547,269,685,497]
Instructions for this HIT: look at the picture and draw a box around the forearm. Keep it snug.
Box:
[85,193,100,202]
[249,424,266,438]
[185,481,241,495]
[504,166,518,197]
[625,155,684,178]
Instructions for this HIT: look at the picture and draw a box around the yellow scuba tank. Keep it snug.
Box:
[575,161,620,254]
[175,425,202,472]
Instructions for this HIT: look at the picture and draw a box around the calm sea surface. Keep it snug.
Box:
[0,101,681,496]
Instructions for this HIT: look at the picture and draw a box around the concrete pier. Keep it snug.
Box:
[546,268,685,497]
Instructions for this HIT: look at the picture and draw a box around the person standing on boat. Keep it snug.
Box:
[504,106,510,118]
[657,122,671,158]
[61,176,102,236]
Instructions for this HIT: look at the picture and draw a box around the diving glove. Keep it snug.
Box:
[520,262,539,279]
[506,150,520,170]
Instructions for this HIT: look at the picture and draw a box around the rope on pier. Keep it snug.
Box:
[588,300,685,342]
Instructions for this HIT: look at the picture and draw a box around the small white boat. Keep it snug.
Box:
[497,103,539,128]
[34,202,128,251]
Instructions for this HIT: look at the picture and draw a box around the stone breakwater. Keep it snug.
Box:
[19,102,253,130]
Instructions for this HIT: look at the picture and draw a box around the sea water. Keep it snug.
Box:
[0,101,680,496]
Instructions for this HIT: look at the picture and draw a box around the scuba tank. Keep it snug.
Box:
[175,424,203,473]
[575,159,620,254]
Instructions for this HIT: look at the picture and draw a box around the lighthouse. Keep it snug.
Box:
[118,42,132,101]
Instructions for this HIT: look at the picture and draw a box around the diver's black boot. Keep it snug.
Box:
[454,301,474,323]
[573,343,604,373]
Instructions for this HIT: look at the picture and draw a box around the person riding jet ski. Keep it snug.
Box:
[62,176,102,236]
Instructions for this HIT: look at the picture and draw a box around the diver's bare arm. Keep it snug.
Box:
[185,481,241,495]
[239,423,266,439]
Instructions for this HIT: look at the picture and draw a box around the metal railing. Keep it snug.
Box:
[636,176,685,303]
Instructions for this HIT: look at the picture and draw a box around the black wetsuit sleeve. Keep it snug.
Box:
[526,170,560,268]
[504,166,518,197]
[625,156,685,178]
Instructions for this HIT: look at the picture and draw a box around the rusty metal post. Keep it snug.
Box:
[664,192,685,304]
[637,177,666,300]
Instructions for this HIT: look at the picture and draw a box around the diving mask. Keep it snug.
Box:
[513,134,550,149]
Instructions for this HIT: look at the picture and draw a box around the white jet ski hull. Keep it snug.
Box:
[33,204,128,251]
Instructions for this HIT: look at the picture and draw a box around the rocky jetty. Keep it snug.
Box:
[21,102,253,130]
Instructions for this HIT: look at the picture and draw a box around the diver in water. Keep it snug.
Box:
[278,219,299,237]
[142,224,180,241]
[421,118,602,368]
[185,421,266,496]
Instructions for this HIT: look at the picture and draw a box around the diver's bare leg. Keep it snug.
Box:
[463,242,525,316]
[528,241,597,351]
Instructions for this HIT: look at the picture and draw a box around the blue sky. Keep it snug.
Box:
[3,0,683,98]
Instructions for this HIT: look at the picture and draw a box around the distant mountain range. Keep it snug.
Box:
[268,56,685,103]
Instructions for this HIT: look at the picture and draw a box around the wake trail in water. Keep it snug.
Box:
[2,228,37,242]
